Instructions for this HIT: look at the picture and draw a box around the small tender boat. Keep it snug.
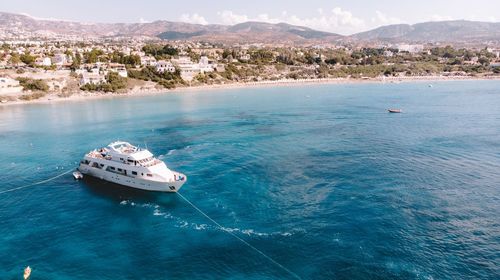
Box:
[73,171,84,180]
[24,266,31,279]
[388,109,402,113]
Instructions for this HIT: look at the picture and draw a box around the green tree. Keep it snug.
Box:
[16,77,49,91]
[9,54,21,65]
[71,52,82,70]
[142,44,178,59]
[80,72,127,92]
[478,57,490,66]
[20,53,36,66]
[84,48,103,63]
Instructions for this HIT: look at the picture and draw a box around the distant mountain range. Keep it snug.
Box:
[1,11,500,45]
[352,21,500,43]
[0,12,343,44]
[157,21,343,44]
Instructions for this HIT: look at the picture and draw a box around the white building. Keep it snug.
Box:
[396,44,424,54]
[108,63,128,78]
[171,56,216,81]
[198,56,215,73]
[80,73,106,86]
[239,54,251,61]
[171,57,199,81]
[383,50,394,57]
[140,56,157,67]
[35,57,52,67]
[155,60,176,73]
[51,53,68,66]
[0,77,23,95]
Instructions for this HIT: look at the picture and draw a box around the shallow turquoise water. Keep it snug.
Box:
[0,81,499,279]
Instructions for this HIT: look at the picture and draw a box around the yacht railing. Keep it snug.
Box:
[87,150,162,168]
[141,159,162,168]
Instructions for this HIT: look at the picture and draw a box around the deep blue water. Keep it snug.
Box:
[0,81,499,279]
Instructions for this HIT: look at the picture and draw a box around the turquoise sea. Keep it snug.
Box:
[0,81,499,279]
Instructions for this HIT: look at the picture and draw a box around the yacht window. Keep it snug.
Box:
[132,171,137,175]
[110,166,115,170]
[128,159,133,163]
[100,164,104,167]
[117,168,122,172]
[120,158,124,160]
[147,174,153,177]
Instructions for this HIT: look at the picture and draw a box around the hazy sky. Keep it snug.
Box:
[2,0,500,35]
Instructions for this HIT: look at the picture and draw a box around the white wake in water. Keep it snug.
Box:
[159,142,222,158]
[119,200,302,237]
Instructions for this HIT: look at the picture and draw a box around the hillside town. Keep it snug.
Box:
[1,38,500,103]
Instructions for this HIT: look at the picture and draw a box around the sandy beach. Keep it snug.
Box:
[2,75,500,106]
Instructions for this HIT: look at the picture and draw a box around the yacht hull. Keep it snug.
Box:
[78,164,186,192]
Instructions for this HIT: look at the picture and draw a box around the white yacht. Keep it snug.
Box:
[78,141,187,192]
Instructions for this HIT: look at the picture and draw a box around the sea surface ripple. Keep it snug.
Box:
[0,81,499,279]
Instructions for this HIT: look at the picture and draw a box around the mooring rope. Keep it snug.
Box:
[176,192,302,280]
[0,171,301,279]
[0,169,74,195]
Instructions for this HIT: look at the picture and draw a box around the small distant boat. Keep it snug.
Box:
[428,84,433,88]
[24,266,31,279]
[388,109,402,113]
[73,171,84,180]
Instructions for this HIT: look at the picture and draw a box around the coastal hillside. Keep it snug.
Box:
[2,11,500,45]
[0,11,343,43]
[157,22,344,44]
[0,11,225,37]
[352,20,500,44]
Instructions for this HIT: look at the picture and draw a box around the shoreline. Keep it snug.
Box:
[2,75,500,106]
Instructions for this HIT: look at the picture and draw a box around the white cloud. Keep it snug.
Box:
[429,14,454,22]
[216,7,366,35]
[465,15,498,22]
[20,12,69,22]
[218,10,249,25]
[331,7,365,27]
[255,13,280,23]
[373,11,402,25]
[179,13,208,25]
[197,8,500,35]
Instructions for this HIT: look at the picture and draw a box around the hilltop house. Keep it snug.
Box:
[107,63,128,78]
[396,44,424,54]
[155,60,176,73]
[80,72,106,86]
[140,56,157,67]
[191,48,224,60]
[35,57,52,67]
[383,50,394,57]
[199,56,216,72]
[171,56,215,81]
[51,53,68,67]
[238,53,251,61]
